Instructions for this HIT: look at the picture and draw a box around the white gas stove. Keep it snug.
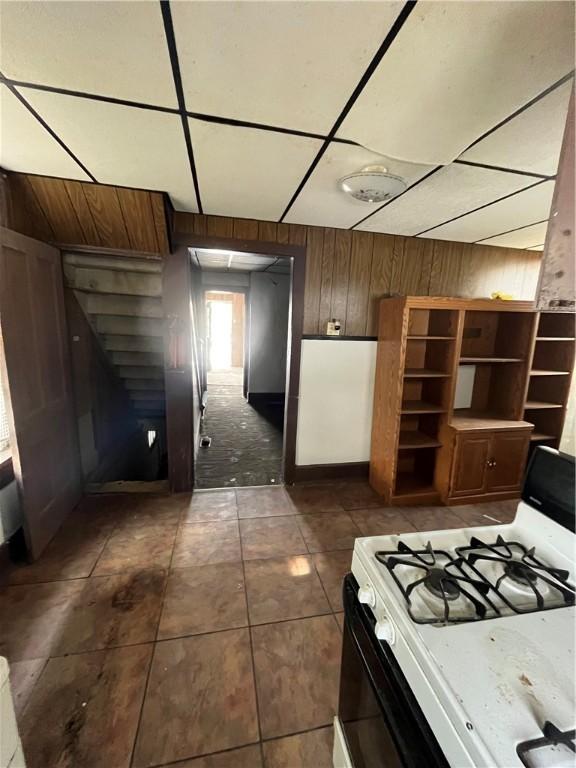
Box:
[335,449,575,768]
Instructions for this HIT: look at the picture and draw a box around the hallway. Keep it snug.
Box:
[195,369,284,489]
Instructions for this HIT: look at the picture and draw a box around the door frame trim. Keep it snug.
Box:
[173,232,305,485]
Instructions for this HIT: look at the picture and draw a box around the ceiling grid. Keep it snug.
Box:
[0,0,574,250]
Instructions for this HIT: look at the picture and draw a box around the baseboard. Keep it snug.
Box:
[247,392,285,406]
[292,461,369,483]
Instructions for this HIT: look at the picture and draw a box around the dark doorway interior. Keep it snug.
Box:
[192,251,291,489]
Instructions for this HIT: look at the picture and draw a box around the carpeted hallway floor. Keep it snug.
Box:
[195,368,284,488]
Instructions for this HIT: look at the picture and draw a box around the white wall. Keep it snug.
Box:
[296,340,377,466]
[248,272,290,394]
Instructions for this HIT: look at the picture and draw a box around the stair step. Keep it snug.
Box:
[102,334,163,353]
[112,351,163,366]
[65,266,161,297]
[117,366,164,380]
[132,400,166,412]
[64,253,162,274]
[124,378,165,391]
[96,315,163,337]
[130,390,166,401]
[84,293,163,319]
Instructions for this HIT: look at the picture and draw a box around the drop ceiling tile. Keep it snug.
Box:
[0,85,90,181]
[427,180,554,243]
[355,164,534,236]
[460,80,573,177]
[284,142,433,228]
[481,221,549,250]
[172,1,403,134]
[337,1,575,165]
[19,88,197,211]
[189,119,321,220]
[1,1,176,108]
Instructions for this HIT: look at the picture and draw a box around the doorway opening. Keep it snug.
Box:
[193,250,291,489]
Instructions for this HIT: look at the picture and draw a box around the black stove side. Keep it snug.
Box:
[521,446,575,532]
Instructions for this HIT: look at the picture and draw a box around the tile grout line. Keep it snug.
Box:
[150,722,336,767]
[128,502,181,768]
[237,493,266,763]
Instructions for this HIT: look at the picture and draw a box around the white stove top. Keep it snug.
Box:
[351,502,576,768]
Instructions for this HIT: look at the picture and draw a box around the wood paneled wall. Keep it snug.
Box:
[2,171,541,337]
[174,212,542,337]
[4,172,170,255]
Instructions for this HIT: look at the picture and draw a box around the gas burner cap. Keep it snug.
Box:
[424,568,461,601]
[504,561,538,587]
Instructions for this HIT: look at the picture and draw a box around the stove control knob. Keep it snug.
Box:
[358,584,376,608]
[375,617,396,646]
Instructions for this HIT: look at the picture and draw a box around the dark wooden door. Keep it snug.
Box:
[486,431,531,493]
[450,433,490,496]
[0,227,81,558]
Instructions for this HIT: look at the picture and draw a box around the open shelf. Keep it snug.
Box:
[407,309,458,338]
[401,400,446,414]
[537,313,575,339]
[524,400,563,410]
[398,413,441,449]
[407,335,454,340]
[530,432,557,442]
[530,370,571,376]
[394,446,437,497]
[394,476,437,498]
[461,310,533,360]
[404,368,450,378]
[460,356,523,364]
[398,431,441,449]
[536,337,576,342]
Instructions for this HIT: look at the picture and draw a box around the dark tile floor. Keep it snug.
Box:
[0,483,517,768]
[196,369,284,489]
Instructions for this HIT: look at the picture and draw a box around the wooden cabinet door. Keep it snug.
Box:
[486,431,531,492]
[450,434,491,496]
[0,228,81,558]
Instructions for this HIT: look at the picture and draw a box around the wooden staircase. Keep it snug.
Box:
[62,251,166,421]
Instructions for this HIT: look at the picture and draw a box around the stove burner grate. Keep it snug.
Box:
[456,535,575,614]
[517,722,576,767]
[375,541,492,625]
[424,568,461,601]
[504,560,537,587]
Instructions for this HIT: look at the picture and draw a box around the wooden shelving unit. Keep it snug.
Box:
[369,297,551,507]
[522,312,575,449]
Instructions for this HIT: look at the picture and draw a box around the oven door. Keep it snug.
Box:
[338,574,449,768]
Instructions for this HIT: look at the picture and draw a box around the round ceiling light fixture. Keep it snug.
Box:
[338,165,406,203]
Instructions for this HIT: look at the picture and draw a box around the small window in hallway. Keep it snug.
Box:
[147,430,157,448]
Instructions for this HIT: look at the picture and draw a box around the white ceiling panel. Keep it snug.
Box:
[427,180,554,243]
[0,2,176,108]
[284,142,433,228]
[189,119,321,220]
[527,245,545,251]
[172,1,403,134]
[337,2,575,165]
[460,80,573,177]
[481,221,549,250]
[19,88,197,211]
[0,85,90,181]
[356,164,534,236]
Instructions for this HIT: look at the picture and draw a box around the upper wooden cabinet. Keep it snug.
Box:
[369,297,575,507]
